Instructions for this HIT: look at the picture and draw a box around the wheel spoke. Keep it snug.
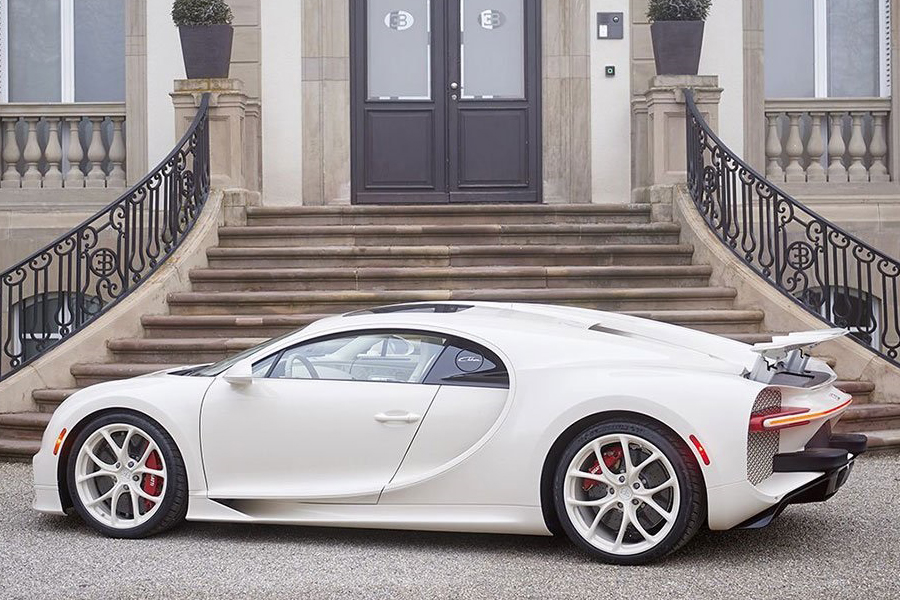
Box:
[130,488,142,521]
[135,467,165,478]
[132,485,163,502]
[76,470,114,484]
[85,448,116,471]
[137,440,158,468]
[612,508,631,550]
[100,430,122,459]
[629,507,661,543]
[641,478,675,496]
[585,499,618,537]
[119,426,136,462]
[566,493,612,507]
[618,435,634,475]
[641,497,675,523]
[86,486,116,508]
[109,486,125,526]
[634,451,662,476]
[591,441,619,482]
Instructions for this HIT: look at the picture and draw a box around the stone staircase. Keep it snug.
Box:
[2,203,898,461]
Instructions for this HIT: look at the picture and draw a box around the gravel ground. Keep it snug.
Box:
[1,456,898,600]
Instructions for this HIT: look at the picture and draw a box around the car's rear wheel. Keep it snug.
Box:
[66,412,188,538]
[552,418,705,564]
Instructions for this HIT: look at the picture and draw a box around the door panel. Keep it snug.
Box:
[351,0,541,204]
[365,109,436,187]
[456,108,529,186]
[200,378,439,502]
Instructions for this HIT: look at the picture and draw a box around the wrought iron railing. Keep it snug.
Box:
[685,90,900,366]
[0,94,211,380]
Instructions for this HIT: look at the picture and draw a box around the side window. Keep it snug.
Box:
[423,339,509,389]
[266,331,447,384]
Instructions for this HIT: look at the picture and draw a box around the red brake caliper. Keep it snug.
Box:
[582,444,623,492]
[141,451,163,511]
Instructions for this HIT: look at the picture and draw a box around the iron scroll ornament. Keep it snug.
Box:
[0,94,211,380]
[684,89,900,365]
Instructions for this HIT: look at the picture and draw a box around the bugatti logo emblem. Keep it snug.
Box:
[478,9,505,29]
[385,10,414,31]
[455,350,484,372]
[90,248,117,277]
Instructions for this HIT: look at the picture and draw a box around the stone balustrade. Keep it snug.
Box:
[764,98,891,184]
[0,103,126,190]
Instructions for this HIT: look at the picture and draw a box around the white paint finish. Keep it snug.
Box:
[590,0,630,203]
[260,0,303,205]
[60,0,74,102]
[390,385,508,486]
[32,302,857,543]
[144,1,184,168]
[200,377,438,501]
[699,0,744,152]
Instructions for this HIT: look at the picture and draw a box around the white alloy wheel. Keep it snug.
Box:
[73,423,168,530]
[563,433,681,556]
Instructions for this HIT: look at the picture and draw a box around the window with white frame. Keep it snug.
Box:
[764,0,891,98]
[0,0,125,103]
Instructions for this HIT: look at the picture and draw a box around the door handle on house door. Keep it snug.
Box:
[374,412,421,424]
[450,82,459,90]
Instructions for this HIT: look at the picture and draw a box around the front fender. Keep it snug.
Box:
[33,374,213,511]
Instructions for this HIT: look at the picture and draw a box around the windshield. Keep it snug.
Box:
[186,330,298,377]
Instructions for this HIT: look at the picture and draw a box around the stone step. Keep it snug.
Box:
[206,244,697,269]
[246,204,653,226]
[142,308,763,339]
[0,438,41,462]
[0,412,51,441]
[834,380,876,404]
[71,363,174,387]
[108,337,267,364]
[166,287,739,315]
[835,404,900,433]
[33,388,80,413]
[857,429,900,452]
[189,265,715,292]
[216,223,683,248]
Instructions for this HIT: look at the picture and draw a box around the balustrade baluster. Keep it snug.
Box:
[107,117,126,188]
[847,112,868,182]
[21,117,43,188]
[43,118,64,188]
[784,112,805,182]
[765,113,784,181]
[65,118,85,188]
[85,117,107,188]
[869,111,890,182]
[827,113,848,182]
[806,112,826,182]
[1,118,21,188]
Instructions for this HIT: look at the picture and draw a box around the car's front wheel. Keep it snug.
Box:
[66,412,188,538]
[553,418,705,564]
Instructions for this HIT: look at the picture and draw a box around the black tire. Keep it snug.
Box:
[552,418,705,565]
[66,411,188,539]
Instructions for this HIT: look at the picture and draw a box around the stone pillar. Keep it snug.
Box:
[171,79,260,225]
[643,75,722,188]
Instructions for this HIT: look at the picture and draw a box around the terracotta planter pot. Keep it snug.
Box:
[179,24,234,79]
[650,21,705,76]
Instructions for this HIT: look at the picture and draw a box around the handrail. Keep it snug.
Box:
[685,89,900,366]
[0,94,211,380]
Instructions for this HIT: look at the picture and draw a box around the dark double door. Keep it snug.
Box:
[351,0,541,204]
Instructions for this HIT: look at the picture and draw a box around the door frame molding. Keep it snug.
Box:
[349,0,543,205]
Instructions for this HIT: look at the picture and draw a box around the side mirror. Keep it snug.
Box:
[223,359,255,386]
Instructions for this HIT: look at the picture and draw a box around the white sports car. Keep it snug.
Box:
[32,302,866,564]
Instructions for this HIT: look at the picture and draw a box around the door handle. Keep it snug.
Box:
[374,412,422,424]
[450,82,459,90]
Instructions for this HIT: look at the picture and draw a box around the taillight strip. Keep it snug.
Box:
[762,398,853,430]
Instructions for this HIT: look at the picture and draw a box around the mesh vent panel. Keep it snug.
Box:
[746,388,782,485]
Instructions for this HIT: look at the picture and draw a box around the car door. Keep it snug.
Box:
[200,330,446,503]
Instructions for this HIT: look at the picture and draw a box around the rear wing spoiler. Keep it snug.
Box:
[752,329,848,364]
[747,329,848,386]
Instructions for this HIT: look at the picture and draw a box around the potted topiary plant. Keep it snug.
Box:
[172,0,234,79]
[647,0,712,76]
